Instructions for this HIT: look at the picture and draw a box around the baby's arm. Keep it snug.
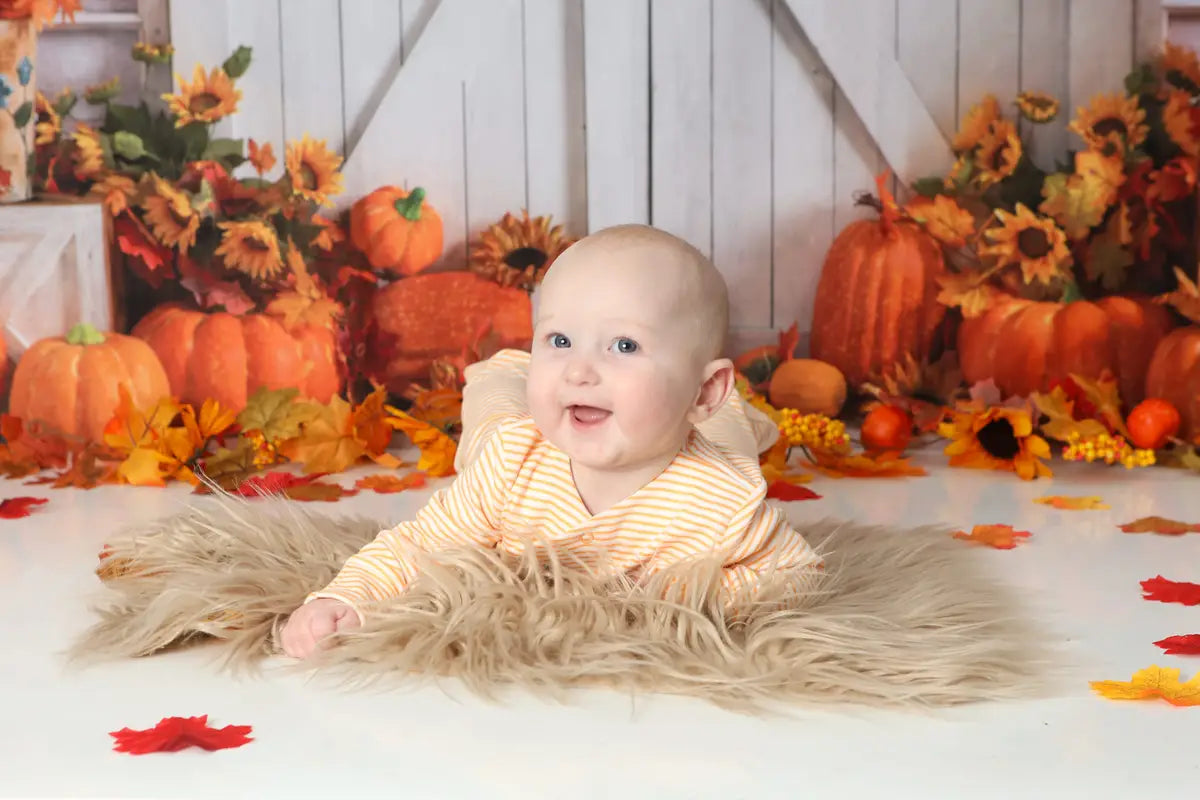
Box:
[454,348,533,472]
[715,501,825,609]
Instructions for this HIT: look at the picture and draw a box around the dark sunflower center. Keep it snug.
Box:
[189,92,221,113]
[503,246,548,271]
[245,236,272,254]
[1027,96,1053,111]
[1017,227,1051,258]
[1092,117,1127,138]
[977,419,1020,460]
[988,143,1010,170]
[301,163,318,190]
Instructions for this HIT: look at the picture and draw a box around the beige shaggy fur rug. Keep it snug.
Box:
[68,492,1055,712]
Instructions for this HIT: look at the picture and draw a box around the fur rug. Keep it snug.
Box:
[68,492,1056,712]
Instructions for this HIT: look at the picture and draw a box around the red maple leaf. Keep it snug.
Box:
[1141,575,1200,606]
[110,715,253,754]
[765,481,821,501]
[0,496,48,518]
[232,471,327,496]
[114,213,172,285]
[1153,634,1200,656]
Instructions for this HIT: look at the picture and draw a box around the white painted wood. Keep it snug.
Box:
[1136,0,1167,63]
[650,0,712,255]
[0,200,114,357]
[522,0,587,236]
[896,0,958,142]
[231,1,285,181]
[279,0,344,156]
[957,0,1020,133]
[137,0,172,105]
[712,0,773,330]
[60,11,142,30]
[831,0,888,232]
[463,0,526,243]
[582,0,649,230]
[166,0,232,137]
[1069,0,1135,120]
[771,0,834,352]
[340,0,403,161]
[401,0,439,62]
[1020,0,1069,171]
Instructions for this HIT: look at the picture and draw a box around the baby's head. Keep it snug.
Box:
[527,224,734,473]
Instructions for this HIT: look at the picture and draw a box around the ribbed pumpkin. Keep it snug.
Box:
[372,271,532,392]
[131,305,341,412]
[350,185,443,275]
[1144,327,1200,440]
[767,359,847,416]
[809,182,946,387]
[8,323,170,441]
[958,294,1174,405]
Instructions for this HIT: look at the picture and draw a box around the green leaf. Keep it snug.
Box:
[98,133,117,170]
[178,122,210,163]
[51,89,77,117]
[1125,63,1156,96]
[222,45,253,79]
[11,101,32,129]
[1059,281,1083,304]
[202,137,246,170]
[912,177,946,198]
[113,130,147,161]
[105,102,153,138]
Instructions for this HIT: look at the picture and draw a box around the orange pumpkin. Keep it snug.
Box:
[1144,328,1200,441]
[131,305,341,412]
[372,271,532,392]
[8,323,170,441]
[958,294,1174,406]
[809,181,947,387]
[350,185,443,275]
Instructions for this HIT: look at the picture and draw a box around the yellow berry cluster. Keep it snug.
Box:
[1062,431,1155,468]
[778,409,850,452]
[243,429,280,468]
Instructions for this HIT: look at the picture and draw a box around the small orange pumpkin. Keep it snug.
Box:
[8,323,171,441]
[350,185,443,275]
[767,358,847,417]
[131,305,341,412]
[1125,398,1181,450]
[1144,328,1200,441]
[861,404,913,451]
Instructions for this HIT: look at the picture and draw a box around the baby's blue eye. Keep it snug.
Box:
[549,333,570,348]
[613,337,638,354]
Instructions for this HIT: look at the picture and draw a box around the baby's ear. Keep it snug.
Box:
[688,358,735,425]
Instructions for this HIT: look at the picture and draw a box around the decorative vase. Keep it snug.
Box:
[0,18,36,203]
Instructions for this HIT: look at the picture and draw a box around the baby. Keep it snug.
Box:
[281,224,823,659]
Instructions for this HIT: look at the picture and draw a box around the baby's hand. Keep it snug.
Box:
[280,598,361,659]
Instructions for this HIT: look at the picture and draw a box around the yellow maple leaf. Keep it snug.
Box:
[1090,665,1200,706]
[1155,266,1200,325]
[386,407,458,477]
[277,396,367,474]
[264,290,342,332]
[193,398,238,440]
[1068,371,1129,437]
[117,447,177,487]
[101,386,181,453]
[807,449,927,478]
[1030,386,1108,442]
[237,387,313,443]
[1039,151,1122,241]
[1034,495,1110,510]
[904,194,976,248]
[936,272,995,318]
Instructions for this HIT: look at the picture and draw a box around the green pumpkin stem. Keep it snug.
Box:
[66,322,106,346]
[393,186,427,221]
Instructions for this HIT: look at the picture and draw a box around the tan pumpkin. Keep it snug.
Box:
[8,323,170,441]
[1144,327,1200,441]
[767,358,847,417]
[958,294,1174,405]
[131,304,341,411]
[809,186,947,387]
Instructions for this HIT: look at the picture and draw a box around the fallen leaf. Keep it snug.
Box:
[0,496,48,518]
[116,447,177,487]
[355,472,427,493]
[26,442,121,489]
[808,449,927,478]
[277,397,367,474]
[386,407,458,477]
[352,386,401,468]
[110,715,253,755]
[1089,665,1200,706]
[231,470,327,497]
[1119,516,1200,535]
[0,415,72,477]
[1154,634,1200,655]
[1141,576,1200,606]
[1068,371,1129,437]
[237,387,309,443]
[1031,386,1108,442]
[281,482,358,502]
[952,524,1032,549]
[766,481,821,501]
[1034,495,1110,510]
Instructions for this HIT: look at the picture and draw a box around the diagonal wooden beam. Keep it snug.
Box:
[778,0,954,187]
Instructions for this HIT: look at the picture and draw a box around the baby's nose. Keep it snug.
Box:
[564,357,599,384]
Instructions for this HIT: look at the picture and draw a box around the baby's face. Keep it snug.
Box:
[527,256,707,473]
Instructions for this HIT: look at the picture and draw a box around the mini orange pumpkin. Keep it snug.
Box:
[350,185,443,275]
[767,359,847,417]
[131,305,341,412]
[8,323,171,441]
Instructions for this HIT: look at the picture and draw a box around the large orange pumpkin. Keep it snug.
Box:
[350,185,443,275]
[958,294,1174,405]
[1144,327,1200,440]
[809,188,947,387]
[8,323,170,441]
[372,271,532,391]
[131,305,341,411]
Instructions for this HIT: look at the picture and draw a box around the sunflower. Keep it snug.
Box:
[141,174,200,251]
[285,134,343,206]
[215,220,284,280]
[1161,41,1200,93]
[70,122,104,179]
[90,173,137,215]
[162,64,241,127]
[1068,93,1147,156]
[1015,90,1059,123]
[981,203,1071,285]
[34,91,59,146]
[952,94,1001,153]
[973,119,1022,185]
[939,404,1052,480]
[1162,89,1200,157]
[468,210,576,290]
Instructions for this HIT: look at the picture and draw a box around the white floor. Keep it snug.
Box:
[2,442,1198,799]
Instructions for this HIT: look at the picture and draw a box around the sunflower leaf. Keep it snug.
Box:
[912,177,946,198]
[202,137,246,170]
[222,46,253,80]
[1125,64,1157,96]
[113,131,146,161]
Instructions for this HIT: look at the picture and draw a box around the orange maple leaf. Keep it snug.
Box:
[1034,495,1110,510]
[1090,665,1200,707]
[952,524,1032,549]
[264,290,342,332]
[355,472,428,494]
[351,387,401,468]
[1118,516,1200,535]
[247,138,276,175]
[386,407,458,477]
[276,397,367,474]
[905,194,976,248]
[807,449,927,478]
[0,415,73,477]
[404,388,464,434]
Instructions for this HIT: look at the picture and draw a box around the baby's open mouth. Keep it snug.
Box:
[568,405,611,426]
